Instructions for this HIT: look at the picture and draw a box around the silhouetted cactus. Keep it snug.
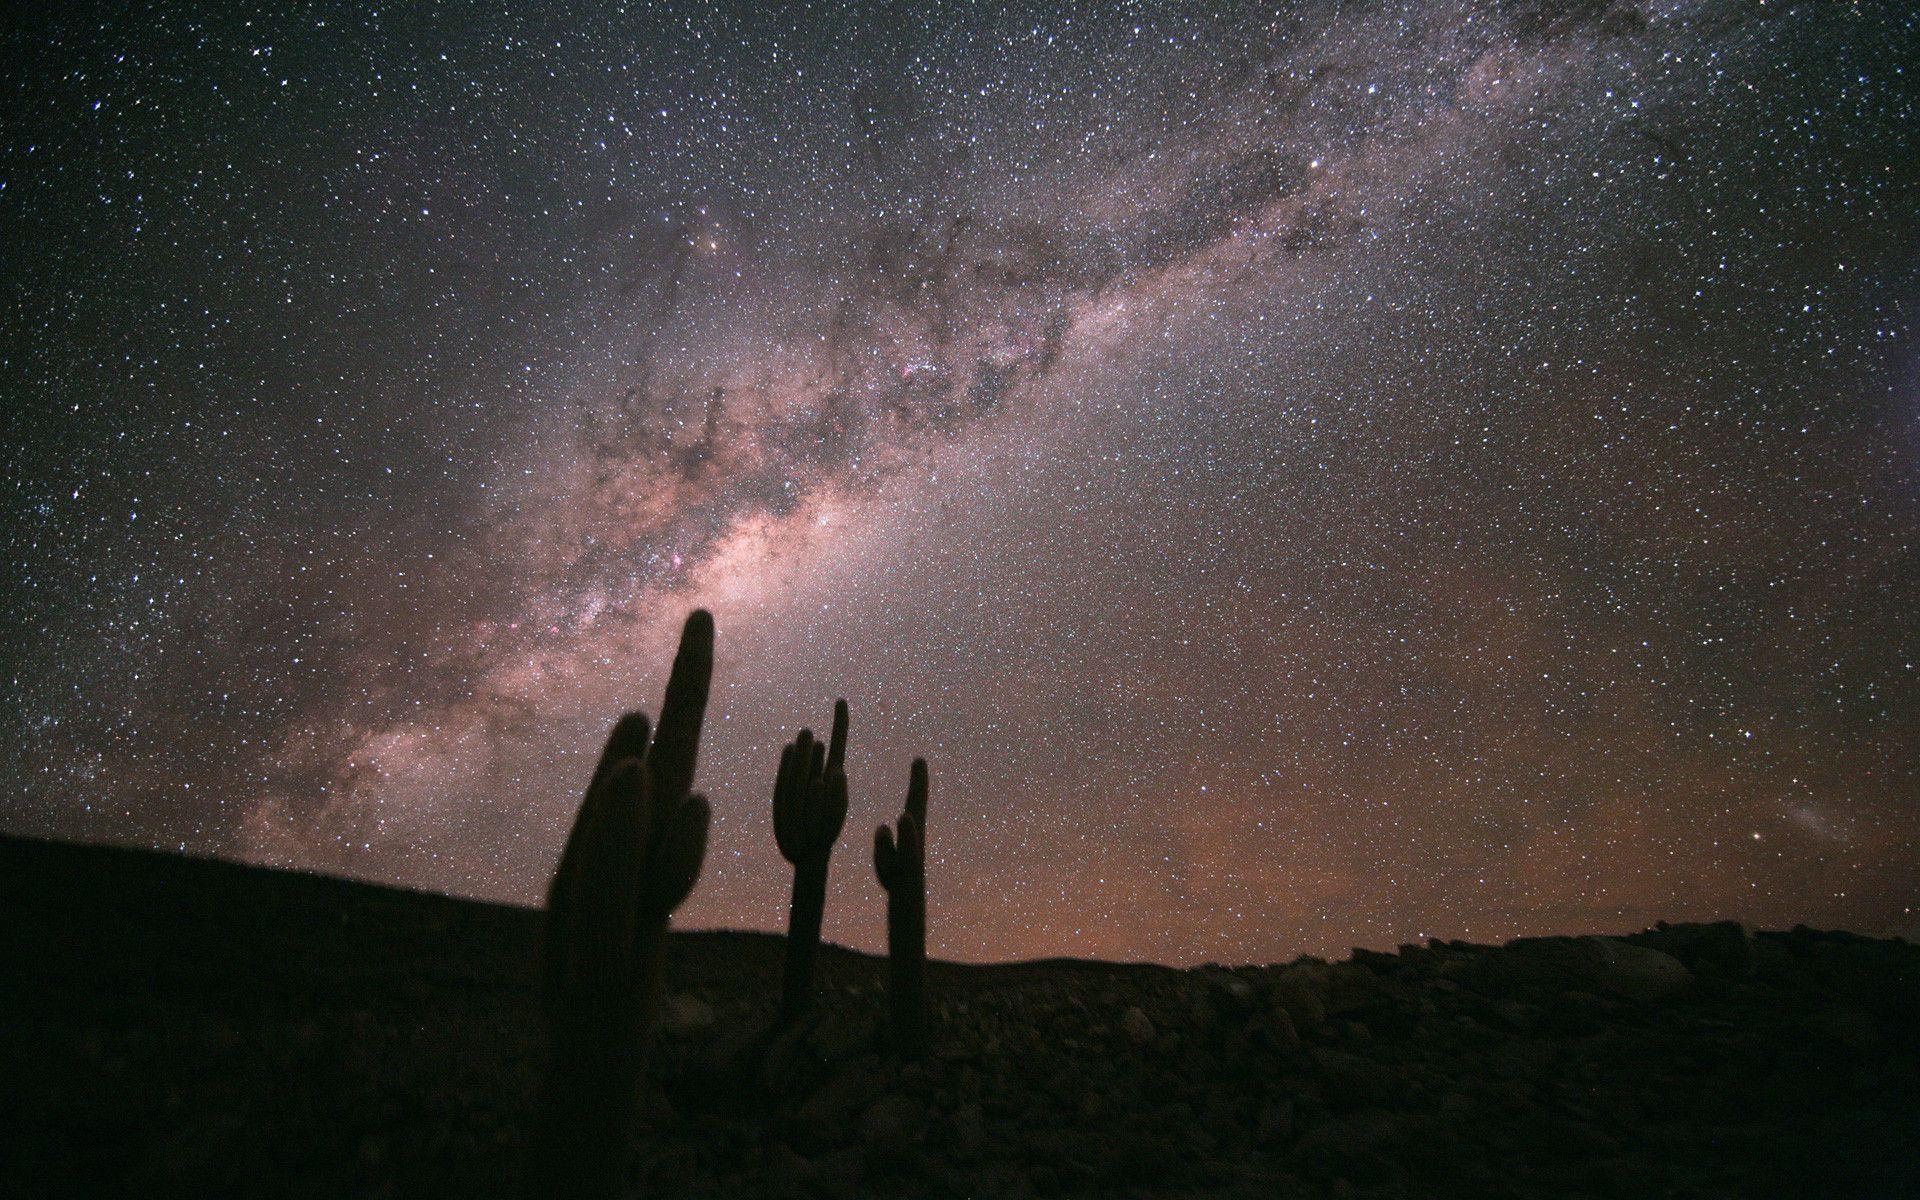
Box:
[873,758,929,1057]
[531,610,714,1199]
[773,699,850,1024]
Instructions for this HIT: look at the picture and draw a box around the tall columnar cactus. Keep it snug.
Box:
[873,758,929,1057]
[774,699,850,1024]
[531,610,714,1199]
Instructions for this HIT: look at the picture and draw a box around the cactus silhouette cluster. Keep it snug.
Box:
[532,609,713,1198]
[874,758,930,1057]
[530,610,936,1192]
[773,700,850,1023]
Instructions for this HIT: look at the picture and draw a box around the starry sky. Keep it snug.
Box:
[5,0,1918,964]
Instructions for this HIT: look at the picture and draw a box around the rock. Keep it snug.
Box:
[1180,1121,1219,1158]
[859,1094,927,1159]
[759,1020,818,1097]
[765,1143,815,1193]
[1207,971,1257,1009]
[1120,1006,1157,1045]
[1188,971,1255,1026]
[1311,1047,1401,1110]
[1629,920,1754,978]
[1491,1000,1539,1031]
[1588,939,1691,1001]
[1258,1097,1295,1143]
[1814,1106,1905,1167]
[1476,936,1690,1002]
[1806,1006,1879,1053]
[1269,970,1330,1029]
[1326,963,1382,1015]
[975,1163,1037,1200]
[634,1144,698,1190]
[1259,1005,1302,1050]
[808,1010,876,1060]
[664,993,715,1037]
[1437,1090,1475,1120]
[794,1055,891,1146]
[640,1089,676,1125]
[1352,947,1400,974]
[805,1148,867,1199]
[1294,1110,1410,1180]
[946,1101,987,1158]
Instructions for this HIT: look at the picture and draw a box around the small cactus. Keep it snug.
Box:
[773,699,850,1024]
[531,610,714,1198]
[873,758,929,1057]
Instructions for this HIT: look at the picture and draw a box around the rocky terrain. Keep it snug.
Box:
[3,835,1916,1198]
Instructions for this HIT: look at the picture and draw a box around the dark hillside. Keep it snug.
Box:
[3,836,1915,1198]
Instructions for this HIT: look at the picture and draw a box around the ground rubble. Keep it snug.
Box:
[637,921,1920,1199]
[4,841,1915,1198]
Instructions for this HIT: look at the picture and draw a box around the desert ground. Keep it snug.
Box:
[3,835,1915,1199]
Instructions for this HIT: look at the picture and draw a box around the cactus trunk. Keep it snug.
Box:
[885,849,926,1056]
[532,920,665,1196]
[781,856,829,1021]
[528,611,713,1199]
[772,701,849,1026]
[874,759,929,1057]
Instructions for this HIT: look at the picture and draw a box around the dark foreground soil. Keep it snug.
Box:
[2,835,1916,1199]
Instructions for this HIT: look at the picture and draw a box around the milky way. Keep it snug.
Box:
[6,0,1918,963]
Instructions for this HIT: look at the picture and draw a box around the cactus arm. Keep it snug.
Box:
[534,756,656,1199]
[542,758,649,1019]
[772,736,803,862]
[645,608,713,807]
[905,756,927,830]
[874,823,897,887]
[587,712,652,794]
[825,698,848,777]
[818,767,849,854]
[646,792,710,914]
[546,713,649,953]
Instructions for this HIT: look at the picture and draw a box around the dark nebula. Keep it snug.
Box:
[4,0,1917,962]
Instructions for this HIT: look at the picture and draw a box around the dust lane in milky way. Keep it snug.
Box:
[4,0,1918,962]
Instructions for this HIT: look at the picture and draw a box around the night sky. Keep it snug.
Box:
[5,0,1917,964]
